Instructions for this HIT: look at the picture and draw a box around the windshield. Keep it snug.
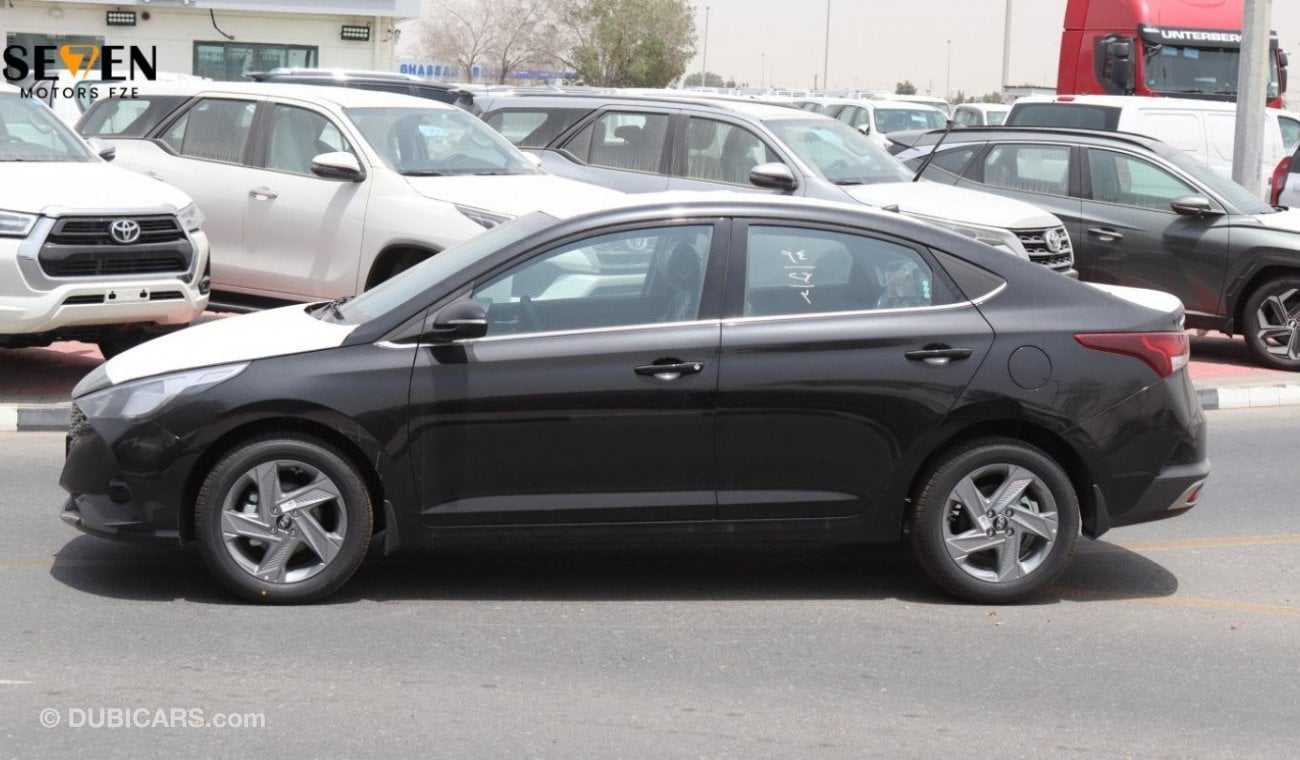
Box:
[874,107,948,133]
[336,212,559,323]
[766,118,913,185]
[1155,143,1274,214]
[0,94,95,162]
[346,106,537,176]
[986,110,1008,126]
[1142,43,1280,100]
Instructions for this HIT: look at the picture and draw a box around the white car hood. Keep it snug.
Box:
[105,305,354,386]
[404,173,621,218]
[0,162,194,215]
[842,182,1061,229]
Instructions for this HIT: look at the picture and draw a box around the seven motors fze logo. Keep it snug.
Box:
[2,43,157,101]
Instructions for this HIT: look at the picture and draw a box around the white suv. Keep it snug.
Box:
[78,82,618,310]
[0,84,209,357]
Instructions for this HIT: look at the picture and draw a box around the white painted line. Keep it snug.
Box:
[0,407,15,433]
[0,680,32,685]
[1248,385,1282,407]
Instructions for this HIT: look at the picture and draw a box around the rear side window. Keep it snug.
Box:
[910,145,980,183]
[681,117,781,185]
[484,108,586,148]
[1007,103,1120,130]
[79,96,188,138]
[159,98,256,164]
[743,225,955,317]
[980,144,1071,196]
[561,111,670,173]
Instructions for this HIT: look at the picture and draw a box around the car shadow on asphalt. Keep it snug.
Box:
[48,535,1178,606]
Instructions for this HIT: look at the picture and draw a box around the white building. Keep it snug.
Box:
[1,0,418,80]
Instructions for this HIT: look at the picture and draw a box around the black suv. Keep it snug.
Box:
[245,68,473,109]
[893,126,1300,370]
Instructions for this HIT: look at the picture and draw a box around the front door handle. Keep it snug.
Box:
[904,346,973,366]
[249,186,279,201]
[1087,227,1125,243]
[634,360,705,381]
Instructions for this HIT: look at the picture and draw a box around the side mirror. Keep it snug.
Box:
[1279,49,1289,93]
[1170,195,1221,217]
[310,151,366,182]
[856,122,871,136]
[749,162,799,192]
[1105,39,1135,92]
[523,152,543,169]
[87,137,116,162]
[425,299,488,342]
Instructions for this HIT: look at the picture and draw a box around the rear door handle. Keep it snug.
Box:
[1087,227,1124,242]
[904,347,973,366]
[634,361,705,381]
[249,186,279,201]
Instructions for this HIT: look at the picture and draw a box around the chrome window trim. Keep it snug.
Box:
[456,318,722,345]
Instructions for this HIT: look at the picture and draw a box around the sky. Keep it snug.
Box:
[684,0,1300,97]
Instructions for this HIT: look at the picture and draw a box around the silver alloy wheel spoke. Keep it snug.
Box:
[987,467,1033,512]
[255,535,300,583]
[222,510,276,542]
[945,531,1004,561]
[277,474,342,514]
[951,476,991,532]
[996,534,1024,581]
[293,510,342,564]
[252,462,282,525]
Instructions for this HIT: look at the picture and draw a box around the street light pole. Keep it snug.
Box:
[1001,0,1013,97]
[822,0,831,92]
[946,40,951,100]
[761,51,766,89]
[700,5,710,88]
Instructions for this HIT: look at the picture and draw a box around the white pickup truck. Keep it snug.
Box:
[0,84,209,357]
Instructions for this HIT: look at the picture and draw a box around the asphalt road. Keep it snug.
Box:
[1,408,1298,758]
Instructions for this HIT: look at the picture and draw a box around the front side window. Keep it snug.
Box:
[472,225,713,336]
[562,111,670,173]
[484,108,586,148]
[834,107,869,129]
[1087,149,1196,211]
[346,106,534,176]
[981,144,1071,196]
[160,98,256,164]
[682,117,781,185]
[953,108,977,126]
[743,226,953,317]
[80,96,189,138]
[0,94,94,162]
[265,105,353,175]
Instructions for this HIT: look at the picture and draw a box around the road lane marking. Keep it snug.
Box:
[1078,534,1300,553]
[0,680,32,685]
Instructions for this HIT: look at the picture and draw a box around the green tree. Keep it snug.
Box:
[559,0,696,87]
[683,71,726,88]
[895,80,917,95]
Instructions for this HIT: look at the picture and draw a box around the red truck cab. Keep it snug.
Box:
[1059,0,1288,108]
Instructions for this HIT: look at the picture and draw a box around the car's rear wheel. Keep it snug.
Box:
[1242,276,1300,370]
[911,438,1079,604]
[195,434,372,604]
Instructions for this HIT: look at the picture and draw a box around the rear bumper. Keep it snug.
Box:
[1107,458,1210,529]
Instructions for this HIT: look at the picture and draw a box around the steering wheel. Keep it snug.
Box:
[517,294,544,333]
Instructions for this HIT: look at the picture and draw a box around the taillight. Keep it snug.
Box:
[1270,156,1291,206]
[1075,332,1190,378]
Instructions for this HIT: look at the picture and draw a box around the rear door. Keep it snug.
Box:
[715,221,995,520]
[958,141,1086,259]
[543,106,674,192]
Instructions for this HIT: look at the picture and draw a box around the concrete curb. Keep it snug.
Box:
[5,382,1300,432]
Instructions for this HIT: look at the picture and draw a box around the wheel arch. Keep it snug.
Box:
[180,416,390,544]
[364,243,442,290]
[1227,261,1300,336]
[900,419,1103,538]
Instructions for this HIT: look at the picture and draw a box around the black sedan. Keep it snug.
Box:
[59,195,1209,604]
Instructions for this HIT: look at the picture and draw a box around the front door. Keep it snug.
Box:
[409,222,726,527]
[1078,148,1231,321]
[716,222,995,520]
[239,103,371,301]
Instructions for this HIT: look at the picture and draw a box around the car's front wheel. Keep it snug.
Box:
[1242,276,1300,370]
[910,438,1079,604]
[195,434,372,603]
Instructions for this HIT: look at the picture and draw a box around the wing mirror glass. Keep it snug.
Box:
[749,162,799,191]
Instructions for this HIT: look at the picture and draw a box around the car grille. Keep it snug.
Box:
[38,215,191,279]
[66,403,92,455]
[46,216,186,246]
[1015,226,1074,271]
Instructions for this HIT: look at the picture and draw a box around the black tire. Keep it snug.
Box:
[910,437,1079,604]
[195,434,372,604]
[96,330,145,360]
[1241,276,1300,370]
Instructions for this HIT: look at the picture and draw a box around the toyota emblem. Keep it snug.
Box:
[1045,228,1069,254]
[109,219,141,245]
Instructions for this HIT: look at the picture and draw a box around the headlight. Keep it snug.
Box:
[76,363,248,422]
[177,202,205,233]
[909,214,1030,259]
[0,209,38,238]
[456,205,513,229]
